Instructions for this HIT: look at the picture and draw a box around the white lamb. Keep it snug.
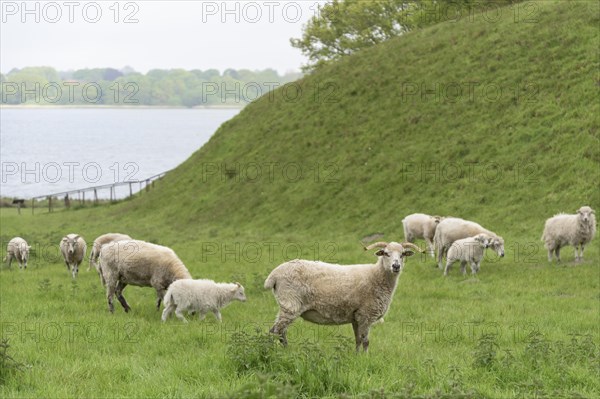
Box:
[161,279,246,323]
[542,206,596,262]
[444,234,492,276]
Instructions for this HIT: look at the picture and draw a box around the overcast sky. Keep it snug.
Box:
[1,1,327,74]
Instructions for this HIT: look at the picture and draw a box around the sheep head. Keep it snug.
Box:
[364,241,424,273]
[577,206,595,224]
[20,244,31,266]
[489,236,505,257]
[474,234,492,248]
[232,283,247,302]
[63,235,80,255]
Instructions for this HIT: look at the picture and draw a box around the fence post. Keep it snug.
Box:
[32,198,35,215]
[48,196,52,213]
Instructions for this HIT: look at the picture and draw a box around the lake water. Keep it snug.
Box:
[0,108,240,199]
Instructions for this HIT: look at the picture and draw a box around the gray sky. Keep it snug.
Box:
[1,1,326,74]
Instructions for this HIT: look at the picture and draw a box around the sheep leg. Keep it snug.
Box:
[65,261,71,272]
[437,246,446,269]
[161,303,175,322]
[425,237,435,258]
[471,261,480,274]
[7,256,12,268]
[352,321,361,352]
[198,311,206,321]
[115,281,131,313]
[460,261,467,275]
[155,287,167,310]
[443,259,454,276]
[357,324,371,353]
[106,284,116,313]
[555,247,561,262]
[174,307,188,323]
[269,310,297,346]
[213,310,222,322]
[98,266,107,287]
[547,248,553,262]
[574,245,583,262]
[579,245,585,261]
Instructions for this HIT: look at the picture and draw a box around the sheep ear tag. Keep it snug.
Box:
[403,250,415,257]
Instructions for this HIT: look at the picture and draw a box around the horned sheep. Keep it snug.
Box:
[264,241,423,352]
[161,279,246,323]
[4,237,31,269]
[541,206,596,262]
[99,239,192,313]
[60,234,87,278]
[434,217,504,269]
[402,213,444,257]
[444,234,492,276]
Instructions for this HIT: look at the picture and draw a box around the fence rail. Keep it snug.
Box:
[27,170,171,214]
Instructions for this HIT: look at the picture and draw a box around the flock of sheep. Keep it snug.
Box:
[3,205,596,352]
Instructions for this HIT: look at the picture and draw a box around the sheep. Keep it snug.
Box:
[60,234,87,278]
[4,237,31,269]
[88,233,132,285]
[434,217,504,269]
[402,213,444,257]
[264,241,424,352]
[161,279,246,323]
[99,239,192,313]
[541,206,596,262]
[444,234,492,276]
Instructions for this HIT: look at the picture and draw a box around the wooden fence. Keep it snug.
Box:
[29,170,170,214]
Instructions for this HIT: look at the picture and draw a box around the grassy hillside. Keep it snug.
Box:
[115,0,599,238]
[1,1,599,398]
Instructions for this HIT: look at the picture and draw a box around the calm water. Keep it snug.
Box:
[0,108,240,198]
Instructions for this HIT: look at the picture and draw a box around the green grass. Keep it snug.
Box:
[1,1,599,397]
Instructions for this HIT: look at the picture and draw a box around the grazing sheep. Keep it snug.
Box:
[434,217,504,269]
[402,213,444,257]
[161,279,246,323]
[4,237,31,269]
[99,240,192,313]
[264,241,424,352]
[542,206,596,262]
[444,234,492,276]
[60,234,87,278]
[88,233,132,286]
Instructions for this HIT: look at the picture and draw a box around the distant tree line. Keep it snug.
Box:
[0,66,302,107]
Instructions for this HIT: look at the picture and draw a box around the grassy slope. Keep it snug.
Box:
[1,1,599,398]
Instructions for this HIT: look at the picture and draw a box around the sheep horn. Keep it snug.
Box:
[401,242,425,253]
[364,242,388,251]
